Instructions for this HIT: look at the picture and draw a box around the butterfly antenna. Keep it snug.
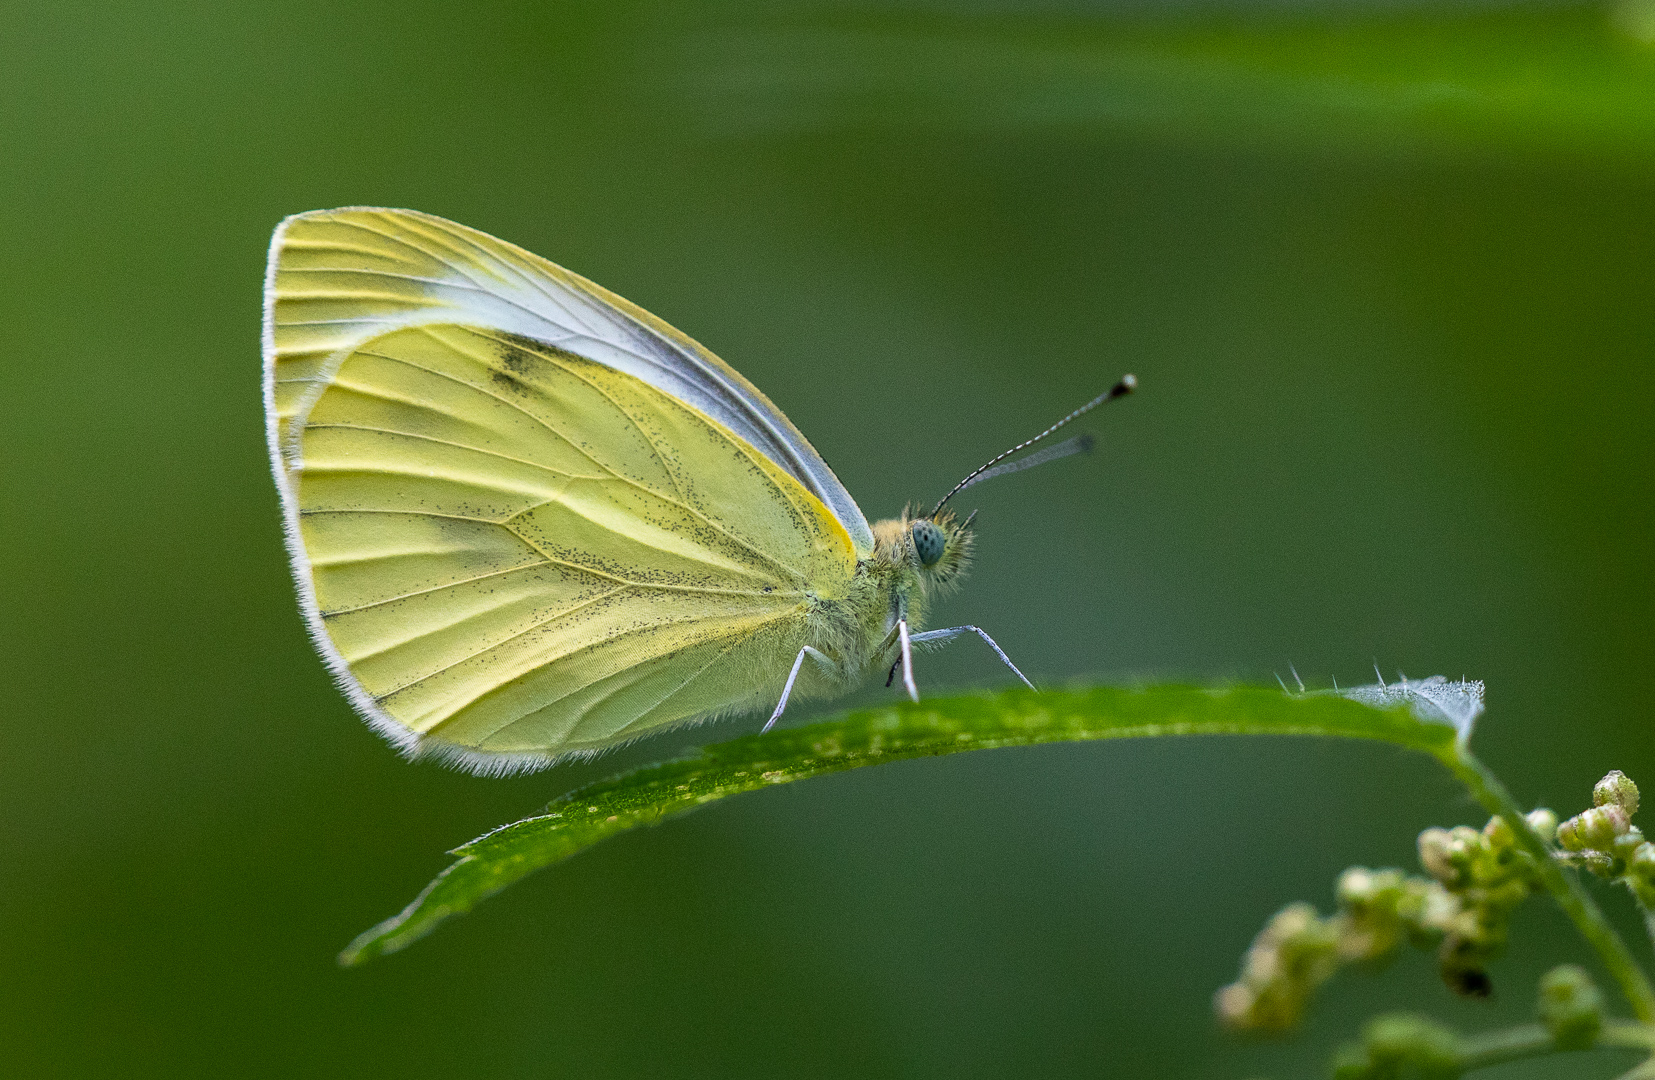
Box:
[932,374,1137,517]
[956,433,1094,492]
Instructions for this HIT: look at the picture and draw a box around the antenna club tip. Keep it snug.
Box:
[1115,373,1138,395]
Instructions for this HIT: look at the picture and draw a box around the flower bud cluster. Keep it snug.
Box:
[1412,810,1548,997]
[1554,771,1655,907]
[1219,772,1641,1056]
[1215,869,1457,1031]
[1333,867,1437,960]
[1216,809,1552,1031]
[1213,902,1342,1032]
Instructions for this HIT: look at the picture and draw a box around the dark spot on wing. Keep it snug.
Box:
[497,340,539,376]
[497,331,596,371]
[491,368,530,395]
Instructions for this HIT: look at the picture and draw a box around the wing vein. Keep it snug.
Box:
[281,238,404,258]
[501,634,748,748]
[487,328,695,506]
[366,338,810,583]
[397,213,596,333]
[418,610,786,738]
[372,586,634,696]
[300,463,577,501]
[319,560,557,618]
[325,216,494,290]
[303,422,610,481]
[278,317,408,327]
[496,517,805,599]
[342,215,617,349]
[298,507,500,524]
[284,266,588,321]
[279,289,446,303]
[323,217,608,341]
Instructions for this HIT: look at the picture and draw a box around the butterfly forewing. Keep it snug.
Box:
[266,207,872,551]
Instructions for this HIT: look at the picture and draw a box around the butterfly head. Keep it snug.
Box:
[871,507,973,591]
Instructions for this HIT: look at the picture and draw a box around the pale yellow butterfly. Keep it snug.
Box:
[264,208,1132,774]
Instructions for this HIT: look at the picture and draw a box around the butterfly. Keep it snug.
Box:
[264,208,1132,774]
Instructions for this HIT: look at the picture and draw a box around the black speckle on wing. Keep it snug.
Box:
[497,331,590,372]
[490,368,531,395]
[496,336,542,376]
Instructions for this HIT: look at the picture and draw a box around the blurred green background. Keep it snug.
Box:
[2,0,1652,1076]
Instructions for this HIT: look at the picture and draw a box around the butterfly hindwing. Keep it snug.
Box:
[284,321,857,770]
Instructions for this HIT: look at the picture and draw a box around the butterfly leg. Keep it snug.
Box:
[907,625,1036,690]
[882,619,933,702]
[763,646,837,733]
[897,619,919,702]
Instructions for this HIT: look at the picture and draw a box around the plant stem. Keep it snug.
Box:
[1456,1024,1552,1071]
[1457,1020,1655,1073]
[1626,884,1655,969]
[1450,751,1655,1023]
[1605,1019,1655,1052]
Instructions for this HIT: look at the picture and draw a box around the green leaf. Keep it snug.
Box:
[341,683,1462,966]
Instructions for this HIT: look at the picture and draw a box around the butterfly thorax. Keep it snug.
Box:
[802,508,974,685]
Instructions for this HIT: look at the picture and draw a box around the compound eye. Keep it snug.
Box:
[911,519,946,567]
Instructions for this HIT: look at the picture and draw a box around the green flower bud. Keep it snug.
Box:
[1337,867,1407,910]
[1400,879,1454,936]
[1418,828,1458,884]
[1555,815,1588,852]
[1335,868,1413,962]
[1212,982,1255,1030]
[1612,825,1646,862]
[1556,805,1631,852]
[1273,909,1340,977]
[1336,867,1379,905]
[1629,843,1655,907]
[1594,770,1639,817]
[1483,877,1532,912]
[1358,1014,1464,1078]
[1538,964,1603,1050]
[1630,841,1655,885]
[1481,814,1514,849]
[1526,808,1558,842]
[1258,902,1321,948]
